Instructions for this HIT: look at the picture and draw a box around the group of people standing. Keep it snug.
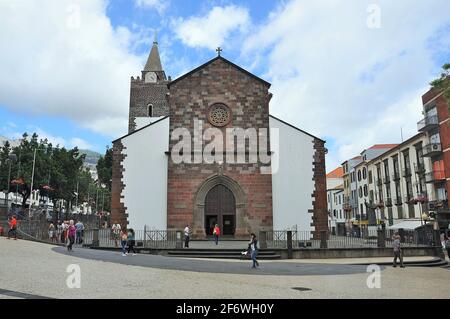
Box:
[111,222,137,257]
[48,220,84,251]
[47,220,84,252]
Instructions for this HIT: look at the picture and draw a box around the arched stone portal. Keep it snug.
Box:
[193,175,248,239]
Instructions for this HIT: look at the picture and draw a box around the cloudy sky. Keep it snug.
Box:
[0,0,449,170]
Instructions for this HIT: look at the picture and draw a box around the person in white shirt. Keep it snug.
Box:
[112,223,121,247]
[184,225,190,248]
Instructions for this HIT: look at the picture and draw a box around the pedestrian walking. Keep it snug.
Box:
[48,222,55,243]
[67,220,76,252]
[184,224,190,248]
[75,220,84,244]
[213,224,220,245]
[7,215,18,240]
[127,228,137,256]
[249,233,259,269]
[392,232,405,268]
[120,229,128,256]
[112,222,121,247]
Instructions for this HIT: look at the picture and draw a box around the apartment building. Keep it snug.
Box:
[417,86,450,229]
[326,167,345,235]
[366,133,431,228]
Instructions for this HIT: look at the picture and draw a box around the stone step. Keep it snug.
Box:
[355,257,447,267]
[167,250,277,256]
[166,254,282,260]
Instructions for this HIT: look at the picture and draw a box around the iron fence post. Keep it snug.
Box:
[259,231,267,249]
[320,230,328,249]
[92,228,99,247]
[377,229,385,248]
[176,230,183,249]
[287,231,293,259]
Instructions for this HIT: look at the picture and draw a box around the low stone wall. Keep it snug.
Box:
[277,246,444,259]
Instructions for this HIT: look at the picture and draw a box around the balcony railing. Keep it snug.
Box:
[404,195,415,205]
[417,114,439,132]
[394,197,402,205]
[402,167,412,177]
[383,175,390,184]
[414,163,425,175]
[428,200,449,211]
[425,170,446,183]
[392,171,400,181]
[376,179,382,186]
[385,198,393,207]
[422,143,442,157]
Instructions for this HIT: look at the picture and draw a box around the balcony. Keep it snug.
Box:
[402,167,412,177]
[382,175,390,184]
[404,195,415,205]
[414,163,426,175]
[417,114,439,132]
[422,143,442,157]
[385,198,393,207]
[429,200,449,211]
[376,179,382,186]
[425,170,446,184]
[394,197,402,205]
[392,171,400,181]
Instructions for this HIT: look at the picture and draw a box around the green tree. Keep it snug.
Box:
[430,63,450,112]
[96,147,112,191]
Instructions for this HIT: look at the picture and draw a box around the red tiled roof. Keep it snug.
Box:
[326,167,344,178]
[368,144,398,150]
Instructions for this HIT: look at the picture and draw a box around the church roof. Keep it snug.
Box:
[144,41,163,72]
[112,116,169,143]
[269,115,325,143]
[168,56,271,88]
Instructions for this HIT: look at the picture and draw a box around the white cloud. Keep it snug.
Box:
[0,0,144,138]
[174,5,250,50]
[134,0,168,14]
[70,137,93,150]
[242,0,450,170]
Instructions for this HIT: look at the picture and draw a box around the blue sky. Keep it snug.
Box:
[0,0,449,169]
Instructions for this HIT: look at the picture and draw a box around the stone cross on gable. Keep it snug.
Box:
[216,47,222,56]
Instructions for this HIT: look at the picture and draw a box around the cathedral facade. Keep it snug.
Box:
[111,41,328,239]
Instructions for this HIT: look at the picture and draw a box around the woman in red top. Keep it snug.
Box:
[213,224,220,245]
[7,215,17,240]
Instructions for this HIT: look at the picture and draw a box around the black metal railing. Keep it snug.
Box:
[414,163,425,174]
[383,175,390,184]
[417,115,439,132]
[402,167,412,177]
[392,171,400,181]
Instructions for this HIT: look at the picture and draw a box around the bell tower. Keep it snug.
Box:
[128,35,169,133]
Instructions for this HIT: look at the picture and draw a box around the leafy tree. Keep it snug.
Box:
[430,63,450,113]
[96,147,112,191]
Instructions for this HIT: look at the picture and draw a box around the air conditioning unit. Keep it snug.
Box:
[428,202,437,210]
[432,144,439,150]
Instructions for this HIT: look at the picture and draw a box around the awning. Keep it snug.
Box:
[389,220,423,230]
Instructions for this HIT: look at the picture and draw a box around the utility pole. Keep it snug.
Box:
[95,186,99,214]
[75,180,79,213]
[28,148,37,216]
[101,188,105,212]
[87,184,90,214]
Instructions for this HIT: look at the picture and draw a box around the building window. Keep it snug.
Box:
[369,171,373,184]
[148,104,154,117]
[363,168,367,179]
[358,170,362,182]
[359,187,362,198]
[363,185,368,197]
